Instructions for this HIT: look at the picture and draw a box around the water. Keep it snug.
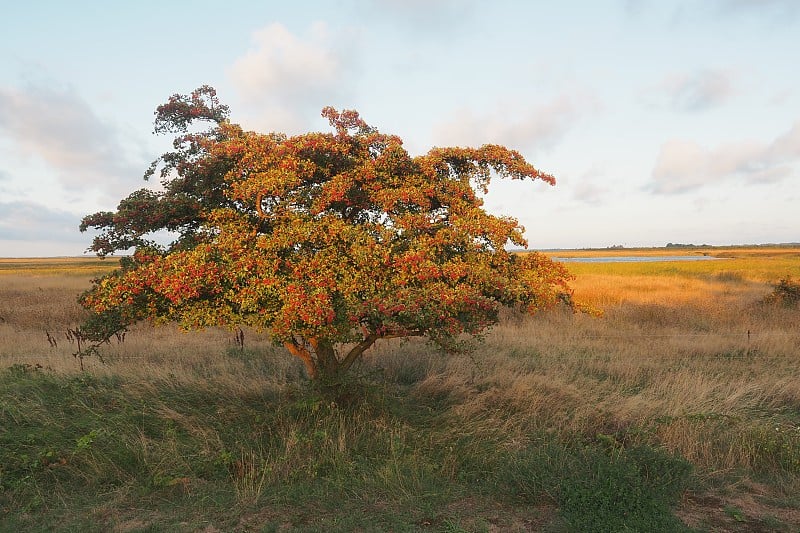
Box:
[551,255,721,263]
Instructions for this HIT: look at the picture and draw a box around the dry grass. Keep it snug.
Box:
[0,248,800,531]
[382,248,799,520]
[2,250,799,526]
[0,256,119,276]
[549,247,800,309]
[0,264,300,395]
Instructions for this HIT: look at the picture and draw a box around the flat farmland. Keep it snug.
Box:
[1,248,799,532]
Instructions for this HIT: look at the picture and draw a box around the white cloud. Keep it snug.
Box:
[650,121,800,193]
[767,120,800,159]
[0,83,144,197]
[645,70,733,112]
[227,22,359,133]
[432,95,587,152]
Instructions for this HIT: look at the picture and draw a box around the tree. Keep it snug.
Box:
[80,86,581,381]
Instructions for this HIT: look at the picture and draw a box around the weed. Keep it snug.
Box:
[724,504,747,523]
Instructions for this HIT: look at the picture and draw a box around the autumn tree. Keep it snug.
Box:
[80,86,579,381]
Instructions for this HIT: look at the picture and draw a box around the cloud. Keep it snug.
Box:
[650,121,800,193]
[572,168,612,205]
[228,22,359,133]
[0,83,144,197]
[0,201,85,242]
[769,89,793,106]
[432,95,587,152]
[645,70,733,112]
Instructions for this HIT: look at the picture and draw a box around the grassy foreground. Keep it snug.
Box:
[1,249,799,532]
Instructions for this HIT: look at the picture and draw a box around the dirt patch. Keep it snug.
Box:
[432,496,560,532]
[676,489,800,532]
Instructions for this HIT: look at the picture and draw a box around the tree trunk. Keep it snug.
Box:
[284,334,380,381]
[310,338,339,378]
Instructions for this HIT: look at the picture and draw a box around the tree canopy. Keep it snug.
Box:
[80,86,581,380]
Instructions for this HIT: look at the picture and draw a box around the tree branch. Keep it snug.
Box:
[284,340,317,379]
[255,192,266,219]
[340,332,379,373]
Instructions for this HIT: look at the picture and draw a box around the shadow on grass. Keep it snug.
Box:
[1,364,695,531]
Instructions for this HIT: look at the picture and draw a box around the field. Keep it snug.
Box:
[1,248,799,532]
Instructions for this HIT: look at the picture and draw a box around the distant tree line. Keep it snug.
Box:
[665,243,711,248]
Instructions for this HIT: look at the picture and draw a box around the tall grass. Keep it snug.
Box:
[1,251,799,531]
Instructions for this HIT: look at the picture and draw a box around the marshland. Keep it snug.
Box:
[1,247,799,532]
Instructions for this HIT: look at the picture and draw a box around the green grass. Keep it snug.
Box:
[498,435,694,532]
[556,251,800,284]
[0,364,696,532]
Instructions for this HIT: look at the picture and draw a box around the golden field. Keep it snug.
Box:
[1,247,799,530]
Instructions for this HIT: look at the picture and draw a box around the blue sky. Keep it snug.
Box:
[1,0,798,256]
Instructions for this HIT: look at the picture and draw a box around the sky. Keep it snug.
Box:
[1,0,798,256]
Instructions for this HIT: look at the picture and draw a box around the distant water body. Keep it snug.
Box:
[551,256,722,263]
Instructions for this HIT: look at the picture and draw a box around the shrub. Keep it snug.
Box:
[501,438,694,532]
[764,276,800,308]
